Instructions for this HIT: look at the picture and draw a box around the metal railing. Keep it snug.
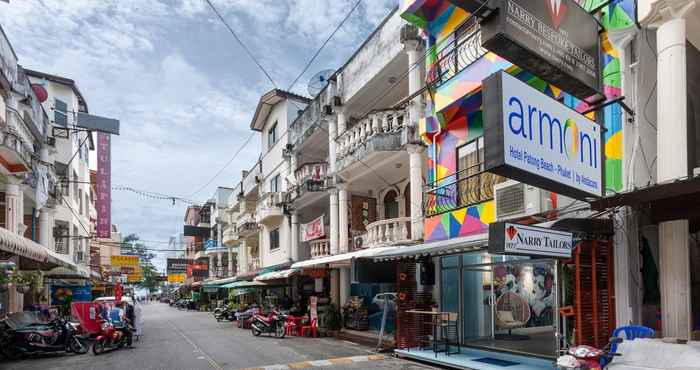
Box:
[424,163,505,217]
[426,21,486,90]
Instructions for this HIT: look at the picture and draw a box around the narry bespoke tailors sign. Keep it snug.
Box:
[480,0,602,101]
[488,222,573,258]
[483,71,604,200]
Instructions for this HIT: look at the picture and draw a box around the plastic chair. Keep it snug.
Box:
[285,318,300,336]
[601,325,655,367]
[300,318,318,338]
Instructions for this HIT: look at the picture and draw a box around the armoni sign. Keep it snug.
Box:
[483,71,604,200]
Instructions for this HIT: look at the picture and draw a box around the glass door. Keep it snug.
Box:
[461,254,494,342]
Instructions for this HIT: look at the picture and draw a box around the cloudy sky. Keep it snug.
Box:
[0,0,397,270]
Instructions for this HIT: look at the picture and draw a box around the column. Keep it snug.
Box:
[338,185,349,253]
[209,254,215,279]
[330,269,339,306]
[339,267,350,307]
[330,190,339,255]
[290,212,299,261]
[5,181,20,234]
[646,0,695,340]
[404,39,423,128]
[407,144,424,240]
[228,247,234,276]
[217,252,223,278]
[337,107,347,135]
[39,206,55,250]
[239,240,248,273]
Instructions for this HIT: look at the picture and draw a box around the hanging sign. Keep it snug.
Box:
[167,273,186,283]
[483,71,604,200]
[480,0,602,100]
[96,133,111,238]
[111,255,139,268]
[488,222,573,258]
[301,214,325,242]
[167,258,190,274]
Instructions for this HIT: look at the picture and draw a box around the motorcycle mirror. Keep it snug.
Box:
[610,337,624,344]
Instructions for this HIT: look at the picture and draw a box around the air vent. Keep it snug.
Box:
[495,182,525,218]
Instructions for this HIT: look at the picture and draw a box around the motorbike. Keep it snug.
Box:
[92,319,132,355]
[0,313,88,360]
[213,306,236,322]
[556,336,623,370]
[250,310,287,338]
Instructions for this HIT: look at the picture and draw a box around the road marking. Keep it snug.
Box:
[169,320,223,370]
[237,354,386,370]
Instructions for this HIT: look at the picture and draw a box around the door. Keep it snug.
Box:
[461,254,494,341]
[351,195,377,232]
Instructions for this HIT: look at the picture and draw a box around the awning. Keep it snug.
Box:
[372,234,488,262]
[291,246,400,269]
[0,226,48,263]
[203,276,237,287]
[221,280,267,289]
[45,249,78,271]
[254,269,298,281]
[44,266,90,279]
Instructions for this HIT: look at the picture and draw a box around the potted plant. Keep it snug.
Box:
[0,271,10,292]
[323,304,342,337]
[12,272,34,294]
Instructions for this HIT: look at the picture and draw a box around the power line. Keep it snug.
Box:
[112,186,200,205]
[205,0,278,88]
[287,0,362,92]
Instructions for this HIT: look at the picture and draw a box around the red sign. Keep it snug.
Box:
[71,302,102,334]
[302,268,327,279]
[115,283,123,302]
[96,133,111,238]
[301,214,324,242]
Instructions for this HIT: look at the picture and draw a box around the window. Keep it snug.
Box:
[72,171,79,203]
[383,190,399,219]
[456,137,505,208]
[269,228,280,251]
[54,99,68,127]
[270,174,280,193]
[73,226,80,262]
[78,189,83,215]
[53,221,70,254]
[267,121,277,149]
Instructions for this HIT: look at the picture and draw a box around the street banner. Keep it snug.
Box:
[301,214,324,242]
[111,255,139,267]
[96,133,111,238]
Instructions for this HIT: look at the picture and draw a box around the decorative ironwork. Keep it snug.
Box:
[424,163,505,216]
[426,22,486,90]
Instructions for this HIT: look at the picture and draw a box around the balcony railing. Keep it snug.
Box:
[424,163,505,217]
[336,108,407,160]
[426,21,486,90]
[248,257,260,272]
[0,26,17,86]
[290,93,327,146]
[222,225,238,246]
[289,162,328,202]
[236,213,258,238]
[309,238,331,258]
[255,192,286,224]
[241,163,261,196]
[364,217,411,248]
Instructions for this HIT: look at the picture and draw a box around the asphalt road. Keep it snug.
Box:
[0,303,439,370]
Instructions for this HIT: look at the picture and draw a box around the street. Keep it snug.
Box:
[0,303,438,370]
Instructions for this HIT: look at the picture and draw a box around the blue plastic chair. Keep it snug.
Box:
[601,325,655,367]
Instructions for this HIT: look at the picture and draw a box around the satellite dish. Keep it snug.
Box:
[307,69,334,97]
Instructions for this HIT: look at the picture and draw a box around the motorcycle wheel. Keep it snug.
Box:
[275,322,286,338]
[70,336,88,354]
[251,325,262,337]
[92,340,105,355]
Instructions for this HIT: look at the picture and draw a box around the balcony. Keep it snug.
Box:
[336,108,408,170]
[241,162,261,197]
[248,256,260,272]
[309,238,331,259]
[424,163,505,217]
[255,192,286,226]
[362,217,411,248]
[222,224,239,247]
[426,21,486,90]
[289,92,328,147]
[236,213,259,239]
[288,162,328,204]
[203,239,226,255]
[0,25,17,89]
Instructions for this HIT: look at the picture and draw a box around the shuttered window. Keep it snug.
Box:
[54,99,68,126]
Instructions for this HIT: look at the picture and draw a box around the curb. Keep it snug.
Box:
[240,354,386,370]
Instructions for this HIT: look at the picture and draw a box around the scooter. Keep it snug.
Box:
[250,310,286,338]
[92,319,131,355]
[214,306,236,322]
[556,336,623,370]
[0,315,88,359]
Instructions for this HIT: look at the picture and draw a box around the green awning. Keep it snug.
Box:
[221,280,267,289]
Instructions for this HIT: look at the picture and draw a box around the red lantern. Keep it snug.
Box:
[31,84,48,103]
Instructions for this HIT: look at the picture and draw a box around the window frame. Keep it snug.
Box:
[267,121,278,149]
[269,228,280,251]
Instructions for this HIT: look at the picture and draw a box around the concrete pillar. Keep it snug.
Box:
[330,269,339,306]
[217,252,223,278]
[338,186,349,253]
[5,181,20,235]
[645,0,696,340]
[39,206,55,251]
[330,190,339,255]
[239,240,248,273]
[228,247,234,276]
[407,145,424,240]
[337,107,347,135]
[404,40,423,128]
[339,267,351,306]
[290,212,299,261]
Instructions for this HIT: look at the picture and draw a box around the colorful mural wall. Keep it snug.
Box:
[401,0,636,242]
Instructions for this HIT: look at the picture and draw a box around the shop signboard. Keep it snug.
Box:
[190,258,209,278]
[166,258,190,274]
[488,222,573,258]
[301,214,325,242]
[480,0,602,100]
[302,268,327,278]
[51,285,92,305]
[96,133,112,238]
[483,71,604,200]
[111,255,139,268]
[167,273,186,283]
[127,273,143,283]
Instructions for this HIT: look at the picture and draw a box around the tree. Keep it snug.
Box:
[122,234,161,293]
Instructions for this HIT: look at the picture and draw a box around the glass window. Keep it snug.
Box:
[442,255,459,268]
[383,190,399,219]
[54,99,68,127]
[270,174,280,193]
[457,137,505,208]
[441,268,460,314]
[267,121,277,149]
[269,228,279,251]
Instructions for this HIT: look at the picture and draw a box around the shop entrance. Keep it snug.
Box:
[441,252,559,358]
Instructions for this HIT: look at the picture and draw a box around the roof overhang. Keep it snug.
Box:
[249,89,310,131]
[372,234,488,262]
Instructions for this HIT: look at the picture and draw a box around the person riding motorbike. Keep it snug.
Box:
[112,301,134,348]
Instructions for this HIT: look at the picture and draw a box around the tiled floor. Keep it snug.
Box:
[395,347,555,370]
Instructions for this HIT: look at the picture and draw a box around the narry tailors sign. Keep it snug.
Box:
[480,0,602,101]
[488,222,573,258]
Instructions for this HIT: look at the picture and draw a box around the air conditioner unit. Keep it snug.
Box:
[46,136,56,146]
[494,180,574,221]
[323,104,333,115]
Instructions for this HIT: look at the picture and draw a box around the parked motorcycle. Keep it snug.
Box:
[0,313,88,359]
[556,336,623,370]
[213,306,236,322]
[92,319,132,355]
[250,311,286,338]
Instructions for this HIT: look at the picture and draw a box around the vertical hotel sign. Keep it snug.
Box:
[96,133,111,238]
